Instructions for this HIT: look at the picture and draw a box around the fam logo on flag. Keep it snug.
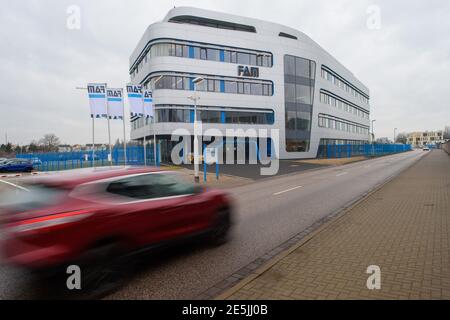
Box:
[143,90,154,118]
[107,88,124,120]
[87,83,107,118]
[126,84,143,117]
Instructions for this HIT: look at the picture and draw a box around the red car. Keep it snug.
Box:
[0,167,233,296]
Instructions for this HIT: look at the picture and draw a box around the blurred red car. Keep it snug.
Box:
[0,167,233,295]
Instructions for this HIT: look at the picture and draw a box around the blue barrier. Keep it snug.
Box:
[317,144,412,159]
[17,145,160,172]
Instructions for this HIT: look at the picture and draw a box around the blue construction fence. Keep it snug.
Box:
[17,145,160,172]
[317,144,412,159]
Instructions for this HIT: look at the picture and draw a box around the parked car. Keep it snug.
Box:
[0,158,9,165]
[30,158,42,166]
[15,157,42,166]
[0,167,233,296]
[422,146,430,151]
[0,159,33,172]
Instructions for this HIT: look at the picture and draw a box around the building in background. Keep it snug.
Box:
[444,126,450,140]
[129,7,371,161]
[406,130,445,148]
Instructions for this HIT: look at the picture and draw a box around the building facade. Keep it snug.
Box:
[129,7,371,161]
[407,131,445,147]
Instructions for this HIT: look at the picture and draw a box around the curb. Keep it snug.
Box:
[213,150,428,300]
[0,174,22,178]
[241,150,414,186]
[0,172,42,178]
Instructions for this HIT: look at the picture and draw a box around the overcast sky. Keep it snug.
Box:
[0,0,449,145]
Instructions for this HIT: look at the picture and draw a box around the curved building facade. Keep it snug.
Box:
[129,7,370,161]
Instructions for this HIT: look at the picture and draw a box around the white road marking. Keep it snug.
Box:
[0,179,29,191]
[336,172,349,177]
[364,165,371,168]
[273,185,303,196]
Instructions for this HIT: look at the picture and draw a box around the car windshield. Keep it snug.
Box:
[0,184,64,212]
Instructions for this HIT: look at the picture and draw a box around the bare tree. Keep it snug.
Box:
[376,137,393,144]
[39,134,61,152]
[28,140,40,153]
[395,133,408,144]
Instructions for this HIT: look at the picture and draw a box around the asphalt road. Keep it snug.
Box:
[182,159,328,180]
[0,150,427,299]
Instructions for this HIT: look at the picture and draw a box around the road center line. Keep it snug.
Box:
[273,185,303,196]
[0,179,29,191]
[336,172,349,177]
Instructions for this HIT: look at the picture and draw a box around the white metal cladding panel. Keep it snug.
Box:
[129,7,370,159]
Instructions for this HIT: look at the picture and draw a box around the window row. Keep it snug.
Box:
[285,83,314,105]
[318,115,370,135]
[131,42,272,77]
[283,55,316,153]
[284,55,316,79]
[145,75,273,96]
[130,105,275,126]
[169,16,257,33]
[285,108,312,131]
[321,68,369,105]
[286,139,310,153]
[320,92,369,120]
[319,139,368,146]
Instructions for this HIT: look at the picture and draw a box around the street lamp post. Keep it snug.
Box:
[150,75,163,167]
[394,128,398,144]
[371,119,376,142]
[371,119,376,157]
[188,77,204,183]
[142,96,147,167]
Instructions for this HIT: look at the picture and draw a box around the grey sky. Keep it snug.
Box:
[0,0,449,145]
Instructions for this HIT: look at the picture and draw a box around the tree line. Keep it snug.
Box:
[0,133,61,156]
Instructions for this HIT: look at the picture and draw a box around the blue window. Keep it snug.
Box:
[154,105,274,125]
[188,46,195,59]
[148,74,272,96]
[130,42,274,76]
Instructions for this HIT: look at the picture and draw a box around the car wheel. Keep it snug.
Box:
[74,242,134,299]
[209,208,232,246]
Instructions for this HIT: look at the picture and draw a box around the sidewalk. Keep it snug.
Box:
[175,168,254,189]
[218,150,450,300]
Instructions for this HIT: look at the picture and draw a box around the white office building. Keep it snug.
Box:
[129,7,371,161]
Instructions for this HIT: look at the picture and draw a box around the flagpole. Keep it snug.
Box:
[92,117,95,168]
[122,89,127,166]
[142,91,147,167]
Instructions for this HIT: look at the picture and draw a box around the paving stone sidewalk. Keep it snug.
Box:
[219,150,450,300]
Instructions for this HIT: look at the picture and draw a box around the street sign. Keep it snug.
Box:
[205,148,218,165]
